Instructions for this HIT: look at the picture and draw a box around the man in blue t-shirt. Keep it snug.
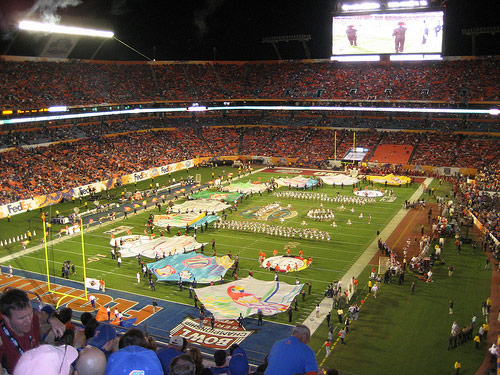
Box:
[265,324,318,375]
[157,335,185,374]
[210,349,229,375]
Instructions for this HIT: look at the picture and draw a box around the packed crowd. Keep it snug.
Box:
[3,58,500,108]
[458,167,500,244]
[2,119,500,205]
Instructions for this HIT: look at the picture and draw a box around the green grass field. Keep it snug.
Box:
[0,168,492,374]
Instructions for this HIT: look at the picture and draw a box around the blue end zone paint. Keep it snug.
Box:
[3,267,292,364]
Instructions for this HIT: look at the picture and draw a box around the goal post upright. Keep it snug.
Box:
[43,216,90,308]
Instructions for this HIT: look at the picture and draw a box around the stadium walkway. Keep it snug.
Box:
[302,177,433,335]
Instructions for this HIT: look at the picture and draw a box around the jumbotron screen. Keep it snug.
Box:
[332,10,443,55]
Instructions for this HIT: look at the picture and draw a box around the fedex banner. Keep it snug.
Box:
[0,158,197,219]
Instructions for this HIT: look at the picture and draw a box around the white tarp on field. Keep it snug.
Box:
[110,235,206,258]
[194,276,303,319]
[222,181,268,194]
[318,174,359,186]
[172,199,231,213]
[275,176,319,188]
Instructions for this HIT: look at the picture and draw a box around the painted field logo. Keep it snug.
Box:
[170,318,252,349]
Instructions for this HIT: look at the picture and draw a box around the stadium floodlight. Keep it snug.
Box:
[188,106,208,112]
[387,0,428,8]
[19,20,114,38]
[331,55,380,62]
[341,2,381,12]
[390,54,442,61]
[48,106,67,112]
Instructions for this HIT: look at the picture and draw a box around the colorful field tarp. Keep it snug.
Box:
[366,174,412,186]
[190,191,243,202]
[147,253,234,283]
[153,213,219,228]
[109,235,206,258]
[275,176,319,189]
[318,174,359,186]
[194,276,303,319]
[222,181,268,194]
[172,199,231,213]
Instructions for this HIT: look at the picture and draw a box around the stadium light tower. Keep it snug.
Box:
[19,20,153,60]
[19,20,114,38]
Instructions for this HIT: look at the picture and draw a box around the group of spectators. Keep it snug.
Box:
[3,58,500,106]
[3,118,500,205]
[1,288,334,375]
[458,167,500,246]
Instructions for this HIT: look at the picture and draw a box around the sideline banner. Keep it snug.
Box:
[0,158,198,219]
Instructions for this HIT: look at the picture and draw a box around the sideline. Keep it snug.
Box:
[302,177,433,335]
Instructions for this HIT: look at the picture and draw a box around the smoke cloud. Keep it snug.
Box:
[193,0,225,39]
[25,0,83,25]
[110,0,131,16]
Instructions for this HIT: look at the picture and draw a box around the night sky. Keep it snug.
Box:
[0,0,499,61]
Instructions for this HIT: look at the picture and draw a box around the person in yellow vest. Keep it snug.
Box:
[482,322,489,339]
[454,360,461,375]
[474,334,480,348]
[368,279,373,293]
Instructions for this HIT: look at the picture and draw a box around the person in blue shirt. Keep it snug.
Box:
[157,335,185,374]
[210,349,229,375]
[264,324,318,375]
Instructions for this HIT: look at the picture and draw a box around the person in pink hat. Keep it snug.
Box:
[14,344,78,375]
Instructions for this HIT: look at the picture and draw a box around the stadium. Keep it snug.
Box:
[0,0,499,374]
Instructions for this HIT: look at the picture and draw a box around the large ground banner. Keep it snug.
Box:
[195,276,303,319]
[275,176,319,188]
[172,199,231,213]
[170,318,252,350]
[190,191,243,202]
[147,253,233,283]
[366,174,412,186]
[110,235,206,258]
[153,213,218,228]
[222,181,268,194]
[318,174,359,186]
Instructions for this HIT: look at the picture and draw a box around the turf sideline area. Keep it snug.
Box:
[303,177,432,335]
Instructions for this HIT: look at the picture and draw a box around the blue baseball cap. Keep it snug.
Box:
[88,324,116,349]
[105,345,163,375]
[40,305,55,316]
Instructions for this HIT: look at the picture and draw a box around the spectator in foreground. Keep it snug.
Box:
[106,344,163,375]
[170,354,195,375]
[87,324,118,359]
[119,328,149,349]
[264,324,318,375]
[13,344,78,375]
[74,345,107,375]
[157,335,185,374]
[187,347,212,375]
[0,288,65,374]
[228,347,249,375]
[210,349,229,374]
